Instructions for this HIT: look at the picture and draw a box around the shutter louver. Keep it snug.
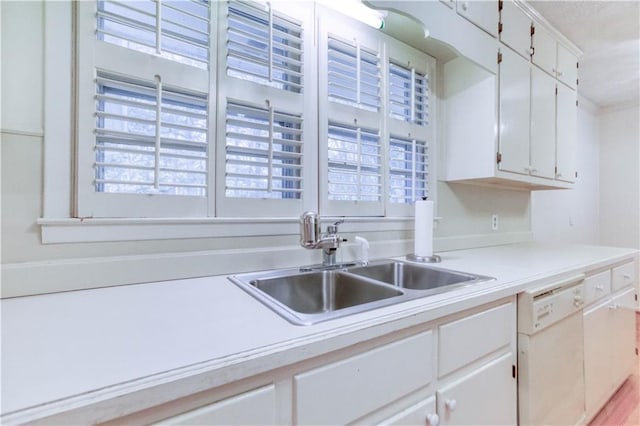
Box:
[97,0,210,69]
[389,62,429,126]
[95,73,208,196]
[225,101,303,199]
[328,122,381,202]
[328,36,381,111]
[227,1,303,93]
[389,135,428,204]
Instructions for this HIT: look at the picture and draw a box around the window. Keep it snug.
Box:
[70,0,433,225]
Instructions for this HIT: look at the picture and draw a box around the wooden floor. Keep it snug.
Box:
[588,313,640,426]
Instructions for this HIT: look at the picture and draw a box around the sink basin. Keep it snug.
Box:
[249,270,403,314]
[230,269,404,325]
[230,260,494,325]
[347,261,480,293]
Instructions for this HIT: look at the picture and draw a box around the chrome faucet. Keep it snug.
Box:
[300,211,346,266]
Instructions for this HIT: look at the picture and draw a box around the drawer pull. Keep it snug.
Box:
[623,273,632,279]
[596,285,604,292]
[426,413,440,426]
[445,399,458,412]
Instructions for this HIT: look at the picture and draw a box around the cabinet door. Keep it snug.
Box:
[557,44,578,89]
[436,353,516,426]
[556,84,577,182]
[154,385,276,425]
[498,47,530,175]
[500,0,532,60]
[531,23,556,76]
[457,0,499,37]
[583,299,613,418]
[529,66,556,179]
[610,287,637,389]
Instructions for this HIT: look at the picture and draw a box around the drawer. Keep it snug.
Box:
[294,331,433,425]
[155,385,275,425]
[612,261,636,292]
[584,270,611,305]
[439,302,514,377]
[379,396,437,426]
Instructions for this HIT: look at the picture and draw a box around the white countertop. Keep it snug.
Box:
[1,242,637,423]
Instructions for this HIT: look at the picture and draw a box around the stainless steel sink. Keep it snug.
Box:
[229,260,494,325]
[347,261,483,293]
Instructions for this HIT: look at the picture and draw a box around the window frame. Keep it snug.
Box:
[39,0,434,243]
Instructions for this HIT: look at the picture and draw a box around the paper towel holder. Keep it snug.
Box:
[406,253,442,263]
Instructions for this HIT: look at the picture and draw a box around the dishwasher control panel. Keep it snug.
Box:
[518,277,585,335]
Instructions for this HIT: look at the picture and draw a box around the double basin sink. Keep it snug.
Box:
[229,260,494,325]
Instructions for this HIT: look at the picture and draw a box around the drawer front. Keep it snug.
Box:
[379,396,437,426]
[439,302,514,377]
[612,261,636,292]
[155,385,275,425]
[584,270,611,305]
[295,331,433,425]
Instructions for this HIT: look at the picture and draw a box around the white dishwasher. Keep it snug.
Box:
[517,274,586,426]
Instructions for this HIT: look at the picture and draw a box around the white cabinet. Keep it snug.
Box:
[154,385,276,425]
[556,83,578,182]
[583,261,638,422]
[456,0,499,37]
[557,43,578,89]
[436,353,516,425]
[530,23,556,76]
[499,0,532,60]
[498,46,530,177]
[294,331,434,425]
[529,65,556,179]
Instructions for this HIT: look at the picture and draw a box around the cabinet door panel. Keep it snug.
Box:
[529,66,556,179]
[499,47,530,175]
[610,287,637,389]
[154,385,276,425]
[557,44,578,89]
[584,299,613,418]
[457,0,499,37]
[295,331,434,425]
[436,353,516,426]
[556,84,577,182]
[531,24,556,76]
[500,0,532,60]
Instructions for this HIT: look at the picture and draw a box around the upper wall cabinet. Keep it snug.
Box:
[499,0,531,59]
[532,21,578,89]
[456,0,499,37]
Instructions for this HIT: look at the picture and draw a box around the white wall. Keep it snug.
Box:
[531,100,601,244]
[598,105,640,249]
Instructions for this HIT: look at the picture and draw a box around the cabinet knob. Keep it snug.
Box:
[623,273,632,280]
[445,399,458,412]
[608,304,618,310]
[461,2,469,11]
[596,285,604,292]
[426,413,440,426]
[557,70,564,77]
[573,295,583,307]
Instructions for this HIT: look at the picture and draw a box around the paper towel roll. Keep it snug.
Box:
[414,199,433,257]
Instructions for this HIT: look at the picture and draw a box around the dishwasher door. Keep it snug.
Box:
[518,310,585,426]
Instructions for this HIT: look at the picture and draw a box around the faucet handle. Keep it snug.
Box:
[327,217,345,235]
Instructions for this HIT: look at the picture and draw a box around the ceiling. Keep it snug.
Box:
[528,0,640,109]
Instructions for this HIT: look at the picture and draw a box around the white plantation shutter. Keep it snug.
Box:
[217,1,312,217]
[389,135,428,204]
[76,0,211,217]
[386,41,435,216]
[327,36,381,111]
[227,0,303,93]
[97,0,210,69]
[319,10,384,216]
[327,123,382,202]
[95,73,208,196]
[225,101,302,199]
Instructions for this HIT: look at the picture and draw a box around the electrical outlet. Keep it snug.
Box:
[492,214,499,231]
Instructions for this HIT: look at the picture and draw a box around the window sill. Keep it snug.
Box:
[37,216,417,244]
